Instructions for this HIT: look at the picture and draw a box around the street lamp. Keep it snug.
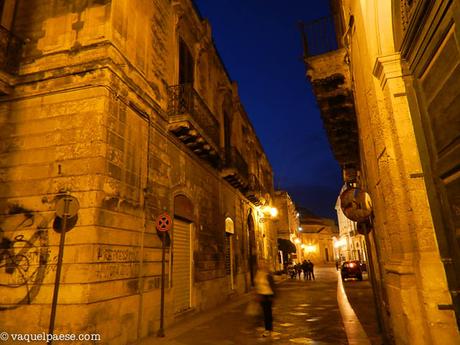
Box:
[305,244,316,253]
[269,207,278,218]
[258,206,279,223]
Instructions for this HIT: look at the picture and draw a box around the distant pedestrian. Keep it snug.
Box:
[295,263,302,280]
[288,265,296,279]
[254,262,276,337]
[301,260,309,280]
[308,260,315,280]
[335,260,340,271]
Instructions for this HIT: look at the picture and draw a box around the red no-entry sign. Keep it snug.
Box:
[156,213,172,232]
[156,211,171,337]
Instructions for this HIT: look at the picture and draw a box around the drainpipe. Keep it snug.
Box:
[136,108,152,341]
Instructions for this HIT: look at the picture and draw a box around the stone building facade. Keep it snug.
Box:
[297,209,336,264]
[0,0,277,343]
[273,190,299,266]
[303,0,460,344]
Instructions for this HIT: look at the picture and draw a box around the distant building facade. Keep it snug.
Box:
[334,185,367,263]
[0,0,278,343]
[273,190,299,266]
[297,208,337,264]
[303,0,460,344]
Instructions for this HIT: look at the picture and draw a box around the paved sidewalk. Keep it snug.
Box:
[340,270,384,345]
[140,266,380,345]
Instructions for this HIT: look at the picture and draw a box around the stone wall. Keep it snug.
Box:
[0,0,275,343]
[338,1,459,344]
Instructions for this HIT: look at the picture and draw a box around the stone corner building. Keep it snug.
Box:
[302,0,460,344]
[0,0,278,343]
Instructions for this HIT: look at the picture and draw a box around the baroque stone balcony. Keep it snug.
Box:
[167,84,221,167]
[301,16,360,170]
[221,147,249,190]
[0,25,23,94]
[245,174,263,206]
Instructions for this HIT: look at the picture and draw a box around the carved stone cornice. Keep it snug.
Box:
[400,0,420,33]
[373,53,404,90]
[172,0,186,30]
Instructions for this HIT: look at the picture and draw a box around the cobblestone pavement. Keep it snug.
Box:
[143,266,361,345]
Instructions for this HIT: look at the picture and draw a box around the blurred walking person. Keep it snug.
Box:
[295,263,302,280]
[302,260,309,280]
[307,260,315,280]
[254,262,276,337]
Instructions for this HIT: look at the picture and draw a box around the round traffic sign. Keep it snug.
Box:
[156,212,172,232]
[55,196,80,218]
[340,187,372,222]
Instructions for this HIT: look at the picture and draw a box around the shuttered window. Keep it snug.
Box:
[173,219,191,314]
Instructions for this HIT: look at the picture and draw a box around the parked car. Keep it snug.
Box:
[341,260,363,281]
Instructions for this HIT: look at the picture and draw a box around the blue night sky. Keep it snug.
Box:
[194,1,342,220]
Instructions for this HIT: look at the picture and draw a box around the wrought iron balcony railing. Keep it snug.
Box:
[259,168,273,193]
[227,147,249,178]
[300,16,339,57]
[245,173,263,205]
[221,147,249,189]
[0,25,23,73]
[167,83,220,148]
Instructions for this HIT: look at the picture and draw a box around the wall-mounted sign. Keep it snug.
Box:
[340,187,373,222]
[55,196,79,218]
[155,213,172,232]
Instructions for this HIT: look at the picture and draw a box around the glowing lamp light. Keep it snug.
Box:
[269,207,278,218]
[294,238,301,244]
[305,244,316,253]
[300,244,306,249]
[260,206,278,219]
[298,227,303,231]
[333,238,347,248]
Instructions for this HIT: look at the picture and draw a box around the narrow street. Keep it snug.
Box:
[142,266,382,345]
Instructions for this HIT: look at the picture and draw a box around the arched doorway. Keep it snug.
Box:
[173,194,194,314]
[247,210,256,286]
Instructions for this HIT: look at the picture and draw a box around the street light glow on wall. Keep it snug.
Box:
[305,244,317,253]
[258,206,279,222]
[333,238,347,248]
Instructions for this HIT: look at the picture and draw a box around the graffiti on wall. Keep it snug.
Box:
[94,245,140,280]
[0,208,52,310]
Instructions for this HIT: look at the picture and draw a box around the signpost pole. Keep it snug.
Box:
[157,232,166,337]
[155,212,171,338]
[48,196,70,345]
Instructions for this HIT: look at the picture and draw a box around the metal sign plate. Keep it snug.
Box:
[156,213,172,232]
[340,187,373,222]
[55,196,80,218]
